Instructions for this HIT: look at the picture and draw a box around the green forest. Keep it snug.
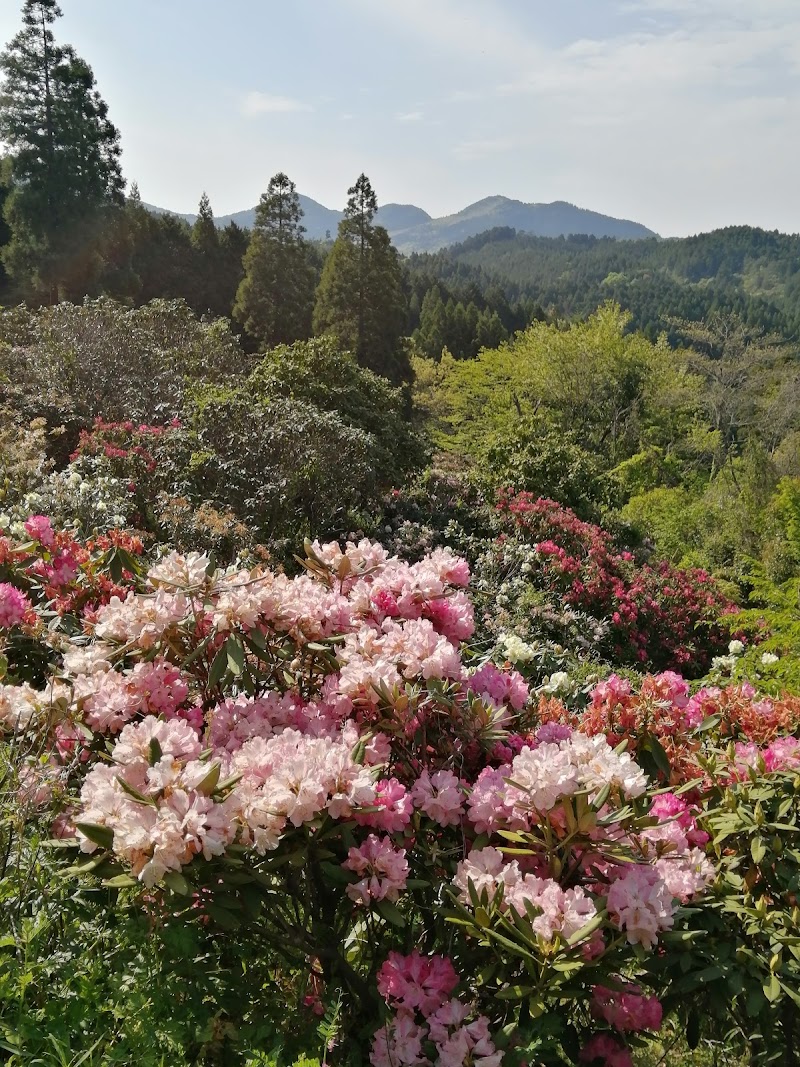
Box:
[1,2,800,1067]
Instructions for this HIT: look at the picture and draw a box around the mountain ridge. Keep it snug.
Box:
[142,193,656,252]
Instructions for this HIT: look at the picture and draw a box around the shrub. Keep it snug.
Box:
[2,519,799,1063]
[494,493,734,676]
[0,297,251,432]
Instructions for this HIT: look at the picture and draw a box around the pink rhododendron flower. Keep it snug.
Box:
[147,551,210,589]
[453,846,521,901]
[0,682,40,732]
[0,583,32,628]
[370,1010,429,1067]
[24,515,55,548]
[468,661,530,710]
[411,769,464,826]
[655,849,715,902]
[606,865,674,949]
[377,951,458,1017]
[428,1001,503,1067]
[467,765,521,835]
[580,1033,634,1067]
[343,834,408,904]
[94,589,190,647]
[535,722,573,745]
[206,692,300,753]
[590,675,631,708]
[354,777,413,832]
[592,986,662,1032]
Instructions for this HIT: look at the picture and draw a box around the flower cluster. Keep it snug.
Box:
[372,952,502,1067]
[4,518,792,1064]
[494,493,734,674]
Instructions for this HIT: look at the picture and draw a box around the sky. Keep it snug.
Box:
[1,0,799,237]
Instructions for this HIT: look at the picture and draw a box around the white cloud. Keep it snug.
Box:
[396,110,423,122]
[241,92,313,117]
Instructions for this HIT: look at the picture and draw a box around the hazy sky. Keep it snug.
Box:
[1,0,798,236]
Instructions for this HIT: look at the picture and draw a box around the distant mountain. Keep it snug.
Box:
[391,197,655,252]
[143,193,655,251]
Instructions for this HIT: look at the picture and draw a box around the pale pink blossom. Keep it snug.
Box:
[411,769,464,827]
[370,1011,429,1067]
[343,834,408,904]
[147,551,210,589]
[428,1001,502,1067]
[606,865,674,949]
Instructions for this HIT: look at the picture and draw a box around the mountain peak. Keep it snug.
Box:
[142,192,656,252]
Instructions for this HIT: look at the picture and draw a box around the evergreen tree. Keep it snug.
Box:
[417,286,448,359]
[191,191,222,315]
[475,308,508,352]
[313,174,410,383]
[0,0,124,302]
[233,172,314,347]
[218,220,249,320]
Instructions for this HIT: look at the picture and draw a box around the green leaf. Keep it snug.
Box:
[116,776,155,806]
[195,761,221,796]
[763,973,781,1003]
[102,874,139,889]
[375,899,406,927]
[751,836,767,864]
[163,870,193,896]
[645,733,671,777]
[208,645,229,689]
[226,636,246,676]
[75,822,114,850]
[205,904,240,929]
[148,736,163,765]
[495,984,535,1000]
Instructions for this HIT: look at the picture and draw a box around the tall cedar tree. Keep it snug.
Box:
[313,174,410,384]
[191,191,224,316]
[0,0,124,302]
[234,172,314,347]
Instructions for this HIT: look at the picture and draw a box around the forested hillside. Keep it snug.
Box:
[408,225,800,342]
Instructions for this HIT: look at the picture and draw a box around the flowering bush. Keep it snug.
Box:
[492,493,735,676]
[1,519,798,1064]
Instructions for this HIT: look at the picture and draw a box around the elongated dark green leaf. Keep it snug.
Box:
[75,822,114,850]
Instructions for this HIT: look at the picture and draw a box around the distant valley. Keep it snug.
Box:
[144,193,656,253]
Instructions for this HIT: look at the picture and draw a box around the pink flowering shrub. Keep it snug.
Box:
[494,492,734,675]
[2,519,798,1062]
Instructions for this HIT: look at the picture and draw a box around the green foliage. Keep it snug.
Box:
[724,566,800,695]
[247,336,424,486]
[185,339,424,550]
[0,0,124,302]
[481,414,613,520]
[410,225,800,341]
[650,765,800,1065]
[233,173,315,348]
[0,297,250,429]
[313,174,410,384]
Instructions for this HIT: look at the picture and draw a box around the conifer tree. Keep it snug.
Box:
[191,191,222,315]
[313,174,410,383]
[417,286,448,359]
[0,0,124,301]
[233,172,314,347]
